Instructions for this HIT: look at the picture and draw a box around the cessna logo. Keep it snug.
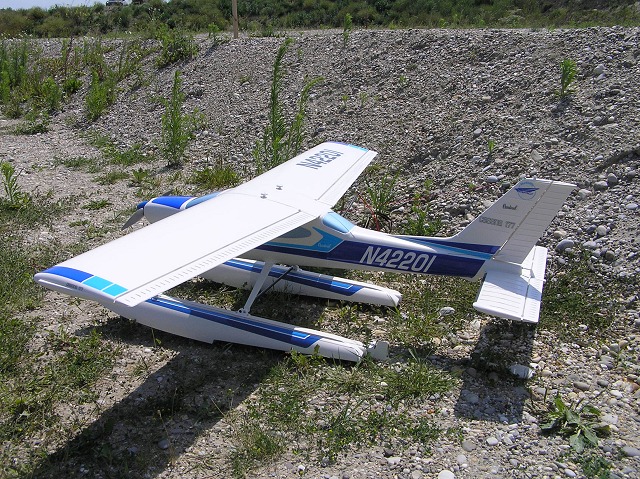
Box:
[297,149,343,169]
[503,204,517,210]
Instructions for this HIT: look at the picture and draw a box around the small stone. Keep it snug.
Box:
[387,456,402,466]
[556,239,574,252]
[456,454,467,465]
[622,446,640,457]
[158,438,170,450]
[595,225,607,237]
[437,470,455,479]
[593,64,605,75]
[564,468,577,477]
[626,202,638,210]
[439,306,455,316]
[461,440,476,452]
[531,149,543,161]
[486,175,499,183]
[574,381,590,391]
[411,471,423,479]
[607,173,618,185]
[486,436,499,446]
[604,250,616,261]
[577,188,592,199]
[594,180,609,191]
[473,128,482,137]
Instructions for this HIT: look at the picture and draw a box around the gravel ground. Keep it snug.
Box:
[1,27,639,479]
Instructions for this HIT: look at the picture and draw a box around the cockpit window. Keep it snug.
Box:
[278,227,312,239]
[322,212,355,234]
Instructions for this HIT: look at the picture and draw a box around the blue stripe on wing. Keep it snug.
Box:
[43,266,127,297]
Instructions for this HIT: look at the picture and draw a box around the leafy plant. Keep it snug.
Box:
[361,172,399,231]
[540,394,610,453]
[83,199,111,210]
[403,179,441,236]
[86,69,117,121]
[487,138,496,157]
[343,13,353,48]
[157,29,198,67]
[15,109,49,135]
[557,58,577,97]
[190,163,239,190]
[252,38,322,173]
[1,162,31,209]
[160,70,204,167]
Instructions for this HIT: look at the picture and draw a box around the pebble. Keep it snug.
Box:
[486,175,499,183]
[461,440,476,452]
[486,436,500,446]
[622,446,640,457]
[437,471,455,479]
[158,438,170,450]
[594,180,609,191]
[439,306,455,316]
[556,239,575,252]
[574,381,590,391]
[595,225,608,237]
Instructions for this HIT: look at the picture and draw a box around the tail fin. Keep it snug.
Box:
[452,178,575,264]
[456,178,574,323]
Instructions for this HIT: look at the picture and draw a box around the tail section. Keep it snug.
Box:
[453,178,575,323]
[451,178,575,264]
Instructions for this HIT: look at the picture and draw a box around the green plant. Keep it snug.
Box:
[403,179,441,236]
[343,13,353,48]
[557,58,577,97]
[62,75,82,95]
[86,69,117,121]
[83,199,111,210]
[540,394,609,453]
[160,70,204,167]
[487,138,496,156]
[39,76,62,113]
[1,162,30,209]
[131,167,150,186]
[157,29,198,67]
[15,109,49,134]
[190,163,239,190]
[362,172,399,231]
[252,38,322,173]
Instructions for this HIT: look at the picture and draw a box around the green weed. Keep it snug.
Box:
[14,109,49,134]
[1,162,31,209]
[362,172,399,231]
[161,70,204,167]
[343,13,353,48]
[190,162,239,190]
[86,69,117,121]
[83,198,111,210]
[157,29,198,68]
[540,394,610,453]
[252,38,322,173]
[557,58,577,98]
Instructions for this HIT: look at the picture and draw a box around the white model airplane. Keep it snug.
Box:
[35,142,575,361]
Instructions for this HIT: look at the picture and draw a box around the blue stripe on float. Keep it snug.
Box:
[148,297,321,348]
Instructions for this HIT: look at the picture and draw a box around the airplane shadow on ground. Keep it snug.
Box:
[29,316,285,479]
[452,320,536,424]
[29,292,535,478]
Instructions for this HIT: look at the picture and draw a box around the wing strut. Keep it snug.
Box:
[241,261,274,313]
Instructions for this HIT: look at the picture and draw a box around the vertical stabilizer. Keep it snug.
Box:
[452,178,574,264]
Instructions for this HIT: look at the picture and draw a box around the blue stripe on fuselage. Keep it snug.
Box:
[257,241,485,278]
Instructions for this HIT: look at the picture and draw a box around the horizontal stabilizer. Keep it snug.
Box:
[473,246,547,323]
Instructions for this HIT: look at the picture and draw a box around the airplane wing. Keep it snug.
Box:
[36,142,376,307]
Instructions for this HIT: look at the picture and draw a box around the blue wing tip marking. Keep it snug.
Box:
[40,266,127,298]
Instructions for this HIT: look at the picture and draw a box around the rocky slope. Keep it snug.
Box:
[1,27,639,479]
